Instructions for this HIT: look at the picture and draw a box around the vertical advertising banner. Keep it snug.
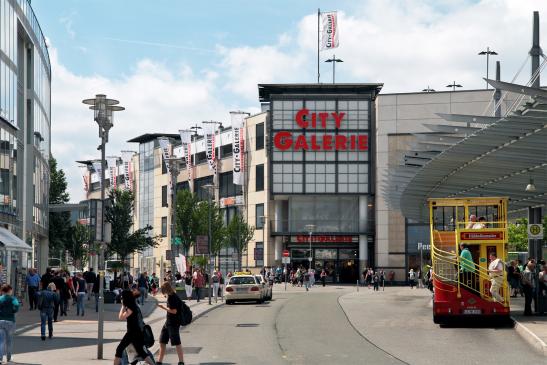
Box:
[79,165,89,197]
[179,130,193,182]
[158,137,172,173]
[107,157,118,190]
[92,161,103,190]
[321,11,339,50]
[121,151,134,191]
[230,112,246,185]
[204,123,216,172]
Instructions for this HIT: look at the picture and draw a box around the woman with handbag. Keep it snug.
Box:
[113,290,155,365]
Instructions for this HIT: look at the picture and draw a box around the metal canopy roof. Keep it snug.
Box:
[385,79,547,222]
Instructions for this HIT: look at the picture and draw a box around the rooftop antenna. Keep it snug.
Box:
[530,11,542,88]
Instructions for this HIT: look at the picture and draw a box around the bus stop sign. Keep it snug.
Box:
[528,224,543,239]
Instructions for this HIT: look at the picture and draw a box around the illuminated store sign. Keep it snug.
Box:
[273,108,368,151]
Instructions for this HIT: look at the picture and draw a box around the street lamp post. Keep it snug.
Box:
[305,224,315,269]
[202,184,215,305]
[446,81,463,91]
[324,55,343,83]
[478,47,498,89]
[82,94,124,360]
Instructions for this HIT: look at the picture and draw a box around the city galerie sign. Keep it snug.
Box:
[273,109,368,151]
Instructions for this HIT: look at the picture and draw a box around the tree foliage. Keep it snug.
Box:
[508,218,528,252]
[105,189,160,267]
[225,212,255,270]
[193,200,226,255]
[174,190,200,254]
[67,222,89,270]
[49,157,69,204]
[48,156,71,257]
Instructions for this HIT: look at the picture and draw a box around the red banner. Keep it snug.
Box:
[460,231,504,241]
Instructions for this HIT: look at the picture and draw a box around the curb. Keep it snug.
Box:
[511,316,547,357]
[149,301,225,356]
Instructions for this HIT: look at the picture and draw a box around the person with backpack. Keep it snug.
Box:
[0,284,20,363]
[157,282,186,365]
[36,283,60,341]
[113,290,155,365]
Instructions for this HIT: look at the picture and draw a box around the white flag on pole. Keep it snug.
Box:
[92,161,103,190]
[121,151,134,191]
[79,165,90,195]
[320,11,339,50]
[204,123,216,172]
[230,112,246,185]
[107,157,118,190]
[179,130,193,182]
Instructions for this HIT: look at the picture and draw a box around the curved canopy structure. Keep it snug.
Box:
[385,79,547,222]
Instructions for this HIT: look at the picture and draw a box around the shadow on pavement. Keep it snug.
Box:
[439,318,515,329]
[13,335,118,354]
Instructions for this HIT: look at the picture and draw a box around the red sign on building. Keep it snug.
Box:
[294,235,357,243]
[460,231,504,241]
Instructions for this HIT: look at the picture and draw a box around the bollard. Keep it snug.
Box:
[356,280,359,292]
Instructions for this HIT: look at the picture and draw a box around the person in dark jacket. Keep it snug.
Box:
[36,283,60,340]
[157,282,185,365]
[52,271,67,320]
[40,267,53,290]
[0,284,20,363]
[137,273,149,305]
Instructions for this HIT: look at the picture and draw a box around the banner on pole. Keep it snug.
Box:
[320,11,339,50]
[121,151,134,191]
[92,161,103,190]
[158,137,172,173]
[230,112,246,185]
[79,165,90,195]
[204,123,216,172]
[179,130,193,181]
[107,157,118,190]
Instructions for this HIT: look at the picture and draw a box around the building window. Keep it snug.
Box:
[255,164,264,192]
[162,185,168,207]
[255,204,264,229]
[194,175,214,201]
[219,171,242,198]
[255,123,264,150]
[255,242,264,267]
[162,155,167,174]
[161,216,168,237]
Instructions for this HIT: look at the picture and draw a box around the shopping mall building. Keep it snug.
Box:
[78,80,525,284]
[0,0,51,287]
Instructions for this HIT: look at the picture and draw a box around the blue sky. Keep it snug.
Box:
[29,0,547,201]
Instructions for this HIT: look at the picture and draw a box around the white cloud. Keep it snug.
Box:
[59,11,77,39]
[52,0,547,201]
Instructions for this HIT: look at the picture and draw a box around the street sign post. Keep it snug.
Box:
[528,224,543,239]
[195,235,209,255]
[282,257,290,264]
[282,249,289,257]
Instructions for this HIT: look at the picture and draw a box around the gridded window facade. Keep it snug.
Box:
[139,141,155,257]
[270,97,370,194]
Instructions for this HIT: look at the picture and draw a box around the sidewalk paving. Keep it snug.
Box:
[510,296,547,356]
[10,294,224,365]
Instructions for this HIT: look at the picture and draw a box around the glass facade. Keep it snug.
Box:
[139,141,155,257]
[271,98,370,194]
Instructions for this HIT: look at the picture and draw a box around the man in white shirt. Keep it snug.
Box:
[487,252,504,302]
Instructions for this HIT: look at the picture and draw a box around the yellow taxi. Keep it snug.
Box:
[225,272,264,304]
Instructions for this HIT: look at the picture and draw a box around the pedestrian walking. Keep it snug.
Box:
[37,283,59,341]
[113,290,155,365]
[183,271,192,300]
[379,269,386,291]
[52,271,66,321]
[156,282,185,365]
[25,268,40,311]
[522,261,536,315]
[74,272,87,316]
[83,268,96,301]
[487,252,504,303]
[320,269,327,287]
[0,284,19,363]
[308,268,316,286]
[303,270,310,291]
[192,269,205,302]
[212,270,220,303]
[373,272,380,291]
[137,273,149,306]
[150,273,159,296]
[409,269,416,289]
[40,267,53,290]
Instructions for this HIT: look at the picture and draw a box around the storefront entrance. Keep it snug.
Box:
[289,247,358,284]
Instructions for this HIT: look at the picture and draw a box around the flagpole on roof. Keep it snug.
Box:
[317,8,320,83]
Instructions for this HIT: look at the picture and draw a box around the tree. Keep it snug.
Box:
[174,190,199,254]
[67,222,89,270]
[105,189,160,269]
[508,218,528,252]
[48,157,71,258]
[193,200,226,256]
[225,212,255,271]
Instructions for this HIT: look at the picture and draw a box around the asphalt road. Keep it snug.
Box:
[162,286,545,365]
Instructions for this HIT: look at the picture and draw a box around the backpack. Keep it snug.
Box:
[177,298,193,326]
[136,305,154,348]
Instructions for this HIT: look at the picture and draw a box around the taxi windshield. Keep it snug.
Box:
[229,276,256,285]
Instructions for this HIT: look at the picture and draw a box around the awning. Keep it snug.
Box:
[0,228,32,252]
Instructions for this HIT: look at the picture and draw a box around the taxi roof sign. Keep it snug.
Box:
[233,271,253,276]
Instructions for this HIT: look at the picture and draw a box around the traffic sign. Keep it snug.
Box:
[282,257,290,264]
[528,224,543,239]
[172,237,182,245]
[282,249,289,257]
[195,235,209,254]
